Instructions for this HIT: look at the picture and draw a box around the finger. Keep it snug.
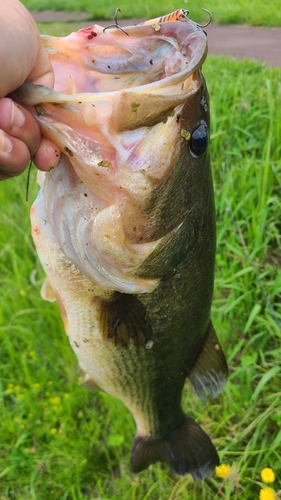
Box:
[33,137,61,172]
[0,129,32,181]
[0,98,41,158]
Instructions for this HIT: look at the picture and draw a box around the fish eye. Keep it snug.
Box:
[190,121,208,157]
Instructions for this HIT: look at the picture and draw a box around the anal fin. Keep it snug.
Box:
[131,415,219,479]
[187,321,228,401]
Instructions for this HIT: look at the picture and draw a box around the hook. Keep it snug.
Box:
[103,8,129,36]
[197,9,212,28]
[25,160,32,202]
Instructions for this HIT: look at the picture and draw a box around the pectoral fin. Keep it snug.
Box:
[94,293,152,348]
[187,321,228,401]
[41,277,56,302]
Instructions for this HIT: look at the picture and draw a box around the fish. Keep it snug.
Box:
[17,13,228,480]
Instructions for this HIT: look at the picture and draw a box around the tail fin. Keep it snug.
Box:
[131,416,219,479]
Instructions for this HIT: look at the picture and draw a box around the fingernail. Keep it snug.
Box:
[0,130,13,153]
[9,101,26,129]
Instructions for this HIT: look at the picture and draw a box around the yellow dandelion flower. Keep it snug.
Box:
[32,383,40,389]
[50,428,57,434]
[20,424,25,429]
[49,396,61,405]
[14,417,20,423]
[215,464,231,479]
[259,487,276,500]
[15,385,20,391]
[19,290,26,297]
[8,383,14,388]
[28,351,37,360]
[6,387,13,394]
[261,468,275,484]
[17,394,24,400]
[47,381,53,386]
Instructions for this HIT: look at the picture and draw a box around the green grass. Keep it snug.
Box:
[0,22,281,500]
[22,0,281,27]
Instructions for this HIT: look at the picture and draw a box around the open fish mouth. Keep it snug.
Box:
[17,17,209,294]
[18,18,207,133]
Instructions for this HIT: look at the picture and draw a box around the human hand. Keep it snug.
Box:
[0,0,60,181]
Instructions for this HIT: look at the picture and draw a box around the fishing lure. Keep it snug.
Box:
[103,8,211,34]
[141,9,189,25]
[146,8,212,28]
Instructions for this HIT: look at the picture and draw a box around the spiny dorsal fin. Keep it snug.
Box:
[187,321,228,401]
[94,293,152,348]
[131,415,219,479]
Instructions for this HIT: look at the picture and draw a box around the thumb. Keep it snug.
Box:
[27,40,55,88]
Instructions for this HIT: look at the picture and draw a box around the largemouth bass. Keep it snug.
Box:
[18,13,228,479]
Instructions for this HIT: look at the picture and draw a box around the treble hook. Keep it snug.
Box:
[197,8,212,28]
[103,8,129,36]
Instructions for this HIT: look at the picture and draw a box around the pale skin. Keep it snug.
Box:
[0,0,60,181]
